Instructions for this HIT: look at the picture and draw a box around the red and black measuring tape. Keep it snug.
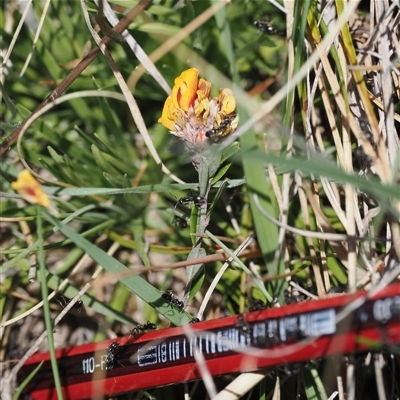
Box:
[18,283,400,399]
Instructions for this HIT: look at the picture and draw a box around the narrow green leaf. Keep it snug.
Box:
[186,247,206,300]
[205,230,273,302]
[44,183,199,196]
[2,205,99,269]
[302,367,328,400]
[188,273,205,301]
[42,180,246,197]
[0,81,18,116]
[189,206,200,246]
[186,247,206,282]
[221,142,240,164]
[198,157,210,197]
[45,272,135,324]
[92,144,120,176]
[211,163,231,185]
[243,149,400,208]
[135,22,181,36]
[131,218,151,267]
[42,210,193,325]
[13,361,44,400]
[240,128,286,300]
[103,172,126,187]
[37,209,63,399]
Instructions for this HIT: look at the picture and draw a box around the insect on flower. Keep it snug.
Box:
[158,68,239,168]
[205,115,237,141]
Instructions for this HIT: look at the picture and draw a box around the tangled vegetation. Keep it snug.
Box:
[1,1,399,399]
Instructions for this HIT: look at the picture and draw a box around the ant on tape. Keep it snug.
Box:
[236,314,251,337]
[205,115,236,141]
[106,321,157,370]
[248,300,267,311]
[106,340,121,370]
[162,290,185,310]
[129,321,157,338]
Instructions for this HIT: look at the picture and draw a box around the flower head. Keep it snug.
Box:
[11,170,50,207]
[158,68,238,153]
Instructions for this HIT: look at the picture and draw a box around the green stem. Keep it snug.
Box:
[37,207,63,399]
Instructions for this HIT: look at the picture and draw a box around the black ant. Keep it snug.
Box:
[106,322,157,370]
[248,300,267,311]
[173,215,188,229]
[106,340,121,370]
[236,314,251,337]
[284,288,305,304]
[143,321,157,330]
[162,290,185,310]
[176,195,206,208]
[56,294,83,313]
[129,321,157,337]
[205,116,235,140]
[253,20,285,36]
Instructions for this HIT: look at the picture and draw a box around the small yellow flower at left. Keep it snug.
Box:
[11,170,50,208]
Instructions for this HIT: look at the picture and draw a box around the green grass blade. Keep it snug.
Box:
[205,230,273,303]
[37,209,63,400]
[42,210,193,325]
[12,361,44,400]
[239,128,285,296]
[302,367,328,400]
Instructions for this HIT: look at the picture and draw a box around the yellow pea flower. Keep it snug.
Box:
[158,68,238,152]
[11,170,50,208]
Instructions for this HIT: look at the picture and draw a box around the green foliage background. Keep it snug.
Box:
[1,1,399,399]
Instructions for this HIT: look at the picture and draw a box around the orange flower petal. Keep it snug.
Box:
[194,97,210,119]
[172,68,199,111]
[158,67,237,148]
[218,88,236,115]
[11,170,50,207]
[158,95,177,131]
[197,78,211,98]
